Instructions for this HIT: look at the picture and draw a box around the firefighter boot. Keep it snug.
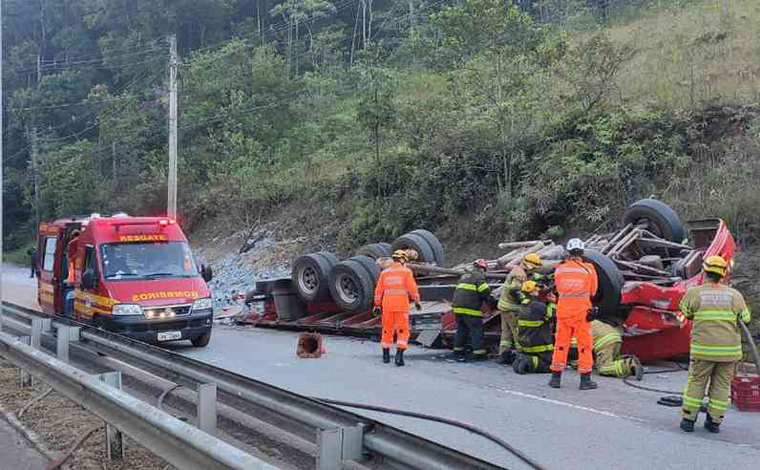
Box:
[383,348,391,364]
[495,350,516,365]
[548,371,562,389]
[395,349,405,367]
[704,414,721,433]
[680,418,695,433]
[579,373,598,390]
[631,355,644,381]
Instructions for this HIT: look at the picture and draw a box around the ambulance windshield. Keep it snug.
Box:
[100,242,199,279]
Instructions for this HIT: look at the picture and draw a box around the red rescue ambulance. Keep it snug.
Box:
[36,213,215,347]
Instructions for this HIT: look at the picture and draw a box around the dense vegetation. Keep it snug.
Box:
[3,0,760,256]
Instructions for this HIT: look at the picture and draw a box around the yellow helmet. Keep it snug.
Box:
[392,249,409,262]
[521,280,539,294]
[522,253,542,269]
[703,255,728,277]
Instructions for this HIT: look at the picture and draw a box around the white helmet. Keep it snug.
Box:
[566,238,585,253]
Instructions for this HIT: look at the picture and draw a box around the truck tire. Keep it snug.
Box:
[583,250,626,326]
[391,233,437,265]
[349,255,381,285]
[292,252,338,302]
[328,259,375,313]
[623,199,685,243]
[355,243,392,260]
[409,229,445,266]
[191,331,212,347]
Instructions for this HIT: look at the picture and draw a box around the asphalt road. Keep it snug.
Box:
[3,264,758,470]
[171,325,760,470]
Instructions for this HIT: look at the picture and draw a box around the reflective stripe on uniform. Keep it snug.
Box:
[691,343,742,356]
[682,395,702,410]
[740,308,751,323]
[456,282,488,292]
[385,289,409,295]
[693,310,737,321]
[559,293,589,299]
[522,344,554,353]
[555,267,589,274]
[594,331,621,351]
[708,398,729,411]
[518,319,544,327]
[453,307,483,317]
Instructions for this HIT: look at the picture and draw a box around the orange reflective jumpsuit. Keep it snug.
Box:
[374,262,420,350]
[551,259,598,374]
[67,236,80,283]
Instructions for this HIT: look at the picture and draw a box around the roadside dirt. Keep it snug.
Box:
[0,359,169,470]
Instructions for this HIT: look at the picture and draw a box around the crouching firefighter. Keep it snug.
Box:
[451,259,496,362]
[591,319,643,380]
[374,250,421,367]
[677,255,751,434]
[513,281,555,374]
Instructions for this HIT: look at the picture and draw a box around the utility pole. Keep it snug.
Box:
[30,129,40,236]
[167,34,178,219]
[1,0,5,305]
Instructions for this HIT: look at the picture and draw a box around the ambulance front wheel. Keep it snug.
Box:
[192,330,212,347]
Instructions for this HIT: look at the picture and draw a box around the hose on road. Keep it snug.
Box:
[738,321,760,378]
[312,397,546,470]
[45,425,103,470]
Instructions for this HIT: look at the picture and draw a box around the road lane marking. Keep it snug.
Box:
[497,388,649,423]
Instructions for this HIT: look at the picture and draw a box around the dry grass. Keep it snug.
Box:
[606,0,760,109]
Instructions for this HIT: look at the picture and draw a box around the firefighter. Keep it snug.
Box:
[549,238,598,390]
[27,245,37,278]
[451,259,495,362]
[592,320,643,380]
[64,229,82,317]
[373,250,421,367]
[513,281,555,374]
[676,255,751,433]
[495,253,543,365]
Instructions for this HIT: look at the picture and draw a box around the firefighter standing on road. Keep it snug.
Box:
[27,245,37,278]
[513,281,555,374]
[451,259,495,362]
[495,253,543,365]
[592,320,644,380]
[677,255,751,433]
[549,239,598,390]
[374,250,421,367]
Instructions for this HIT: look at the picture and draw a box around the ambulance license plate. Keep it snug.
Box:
[157,331,182,342]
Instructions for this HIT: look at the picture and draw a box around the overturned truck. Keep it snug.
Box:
[245,200,736,362]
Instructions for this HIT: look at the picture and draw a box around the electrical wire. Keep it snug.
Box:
[312,397,546,470]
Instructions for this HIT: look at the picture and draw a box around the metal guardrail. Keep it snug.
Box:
[0,301,506,470]
[0,329,278,470]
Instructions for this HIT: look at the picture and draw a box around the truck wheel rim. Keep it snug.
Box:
[336,273,359,304]
[299,267,319,294]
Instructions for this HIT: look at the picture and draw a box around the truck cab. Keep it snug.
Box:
[36,214,214,347]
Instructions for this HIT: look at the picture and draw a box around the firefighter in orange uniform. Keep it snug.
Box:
[549,238,599,390]
[374,250,421,366]
[64,229,82,317]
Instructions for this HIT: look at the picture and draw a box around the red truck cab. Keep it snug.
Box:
[36,214,214,347]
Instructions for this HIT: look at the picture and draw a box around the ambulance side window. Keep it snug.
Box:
[43,237,57,272]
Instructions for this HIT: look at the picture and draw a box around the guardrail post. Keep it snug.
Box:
[197,383,217,436]
[316,425,364,469]
[30,319,43,349]
[99,371,124,460]
[56,326,70,363]
[18,336,33,387]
